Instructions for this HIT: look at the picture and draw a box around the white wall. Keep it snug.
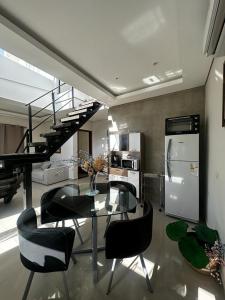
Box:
[205,56,225,285]
[92,120,108,157]
[205,56,225,243]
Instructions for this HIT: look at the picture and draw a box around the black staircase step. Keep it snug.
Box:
[68,108,88,117]
[76,102,94,110]
[40,131,61,138]
[61,115,79,123]
[51,121,79,130]
[28,142,47,147]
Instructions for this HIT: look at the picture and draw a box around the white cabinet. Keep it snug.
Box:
[109,134,119,151]
[117,175,128,182]
[128,170,140,198]
[109,174,128,182]
[109,171,140,198]
[109,174,118,181]
[129,133,141,152]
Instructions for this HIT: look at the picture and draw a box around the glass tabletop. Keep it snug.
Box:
[46,183,137,219]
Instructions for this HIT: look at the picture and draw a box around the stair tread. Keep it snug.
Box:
[76,103,94,110]
[40,131,61,137]
[68,108,87,116]
[61,115,79,123]
[51,122,79,130]
[29,142,47,146]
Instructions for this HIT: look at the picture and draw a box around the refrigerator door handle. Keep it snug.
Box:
[166,138,172,181]
[167,160,172,181]
[167,138,172,161]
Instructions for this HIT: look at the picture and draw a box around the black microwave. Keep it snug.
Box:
[165,115,200,135]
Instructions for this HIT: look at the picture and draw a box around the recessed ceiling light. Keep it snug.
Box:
[143,75,160,85]
[110,86,127,92]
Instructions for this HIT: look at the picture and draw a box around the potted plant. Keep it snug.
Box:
[166,220,225,283]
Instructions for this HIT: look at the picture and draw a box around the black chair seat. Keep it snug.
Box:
[105,202,153,294]
[17,208,75,300]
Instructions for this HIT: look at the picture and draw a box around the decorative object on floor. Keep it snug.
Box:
[166,220,225,284]
[81,153,107,196]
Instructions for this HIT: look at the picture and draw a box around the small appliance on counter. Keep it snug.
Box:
[111,153,121,168]
[121,158,139,170]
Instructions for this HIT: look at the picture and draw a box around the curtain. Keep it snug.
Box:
[0,124,25,154]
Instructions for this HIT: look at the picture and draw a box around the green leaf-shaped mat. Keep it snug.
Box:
[166,220,188,241]
[193,224,218,244]
[178,235,209,269]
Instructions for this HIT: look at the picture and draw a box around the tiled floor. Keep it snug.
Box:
[0,178,224,300]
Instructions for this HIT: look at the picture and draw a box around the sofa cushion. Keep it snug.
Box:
[41,162,51,170]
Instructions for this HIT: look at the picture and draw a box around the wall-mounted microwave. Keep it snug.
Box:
[165,115,200,135]
[121,159,139,170]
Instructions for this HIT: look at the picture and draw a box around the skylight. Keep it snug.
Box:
[0,48,55,80]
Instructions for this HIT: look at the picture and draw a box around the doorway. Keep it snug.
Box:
[78,130,92,178]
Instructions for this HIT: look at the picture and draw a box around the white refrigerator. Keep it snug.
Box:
[165,134,199,222]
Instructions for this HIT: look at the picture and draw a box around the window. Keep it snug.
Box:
[0,48,55,80]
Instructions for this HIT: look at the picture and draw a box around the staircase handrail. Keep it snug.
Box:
[25,82,66,106]
[15,129,29,153]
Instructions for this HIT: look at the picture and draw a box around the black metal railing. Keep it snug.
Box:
[16,129,29,153]
[16,81,96,154]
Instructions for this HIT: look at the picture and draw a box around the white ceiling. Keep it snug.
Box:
[0,0,212,107]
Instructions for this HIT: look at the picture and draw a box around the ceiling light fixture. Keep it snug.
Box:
[143,75,160,85]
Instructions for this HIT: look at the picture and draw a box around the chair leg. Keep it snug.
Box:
[106,259,117,295]
[104,215,111,238]
[139,254,153,293]
[75,219,80,227]
[62,220,65,227]
[72,219,84,244]
[22,271,35,300]
[55,221,59,228]
[62,272,70,300]
[124,212,129,220]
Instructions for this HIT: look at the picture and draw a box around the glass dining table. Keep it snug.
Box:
[46,183,137,283]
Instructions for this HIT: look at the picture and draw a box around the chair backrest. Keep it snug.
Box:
[41,184,80,224]
[105,202,153,259]
[107,181,136,197]
[17,208,75,273]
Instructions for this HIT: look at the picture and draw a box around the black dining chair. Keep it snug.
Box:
[105,202,153,295]
[17,208,75,300]
[104,181,137,235]
[41,184,84,244]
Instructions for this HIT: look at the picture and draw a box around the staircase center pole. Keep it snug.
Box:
[23,164,32,208]
[52,91,56,125]
[28,105,33,144]
[72,87,75,109]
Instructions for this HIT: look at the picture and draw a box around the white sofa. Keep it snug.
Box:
[32,162,69,185]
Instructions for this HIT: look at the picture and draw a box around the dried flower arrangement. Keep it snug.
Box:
[80,151,108,194]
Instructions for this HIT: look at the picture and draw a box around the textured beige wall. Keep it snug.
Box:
[109,87,205,173]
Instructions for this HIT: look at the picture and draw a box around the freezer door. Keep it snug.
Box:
[165,161,199,222]
[165,134,199,162]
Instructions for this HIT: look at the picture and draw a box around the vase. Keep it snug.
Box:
[86,173,99,196]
